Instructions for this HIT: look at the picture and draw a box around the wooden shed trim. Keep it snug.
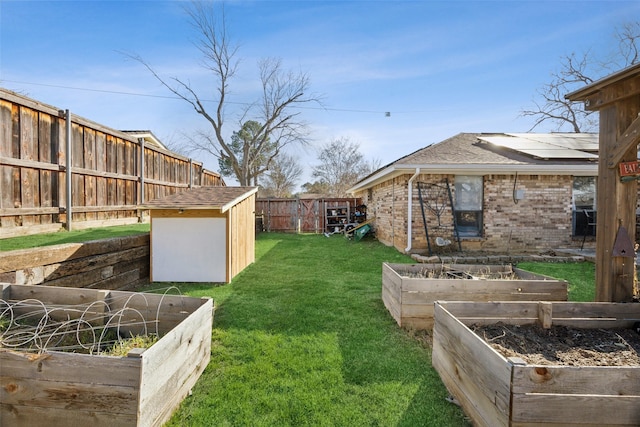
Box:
[219,187,259,213]
[141,187,258,212]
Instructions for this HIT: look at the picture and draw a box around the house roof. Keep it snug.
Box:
[121,130,168,150]
[348,132,599,193]
[142,186,258,213]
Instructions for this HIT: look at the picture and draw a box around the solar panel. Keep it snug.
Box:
[506,133,599,152]
[480,135,598,160]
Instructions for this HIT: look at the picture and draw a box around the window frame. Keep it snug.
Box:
[454,175,483,238]
[572,176,597,237]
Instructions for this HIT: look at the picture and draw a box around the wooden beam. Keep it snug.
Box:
[71,166,138,182]
[595,106,638,302]
[582,74,640,111]
[566,64,640,107]
[0,155,62,171]
[606,113,640,168]
[0,207,60,216]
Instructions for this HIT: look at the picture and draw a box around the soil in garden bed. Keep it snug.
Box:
[471,323,640,366]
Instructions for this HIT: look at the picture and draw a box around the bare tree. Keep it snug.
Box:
[260,152,303,198]
[522,52,598,132]
[129,1,319,186]
[610,22,640,68]
[522,21,639,132]
[312,137,376,197]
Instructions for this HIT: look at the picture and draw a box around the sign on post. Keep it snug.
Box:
[619,160,640,182]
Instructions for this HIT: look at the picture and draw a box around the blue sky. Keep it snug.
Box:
[1,1,639,187]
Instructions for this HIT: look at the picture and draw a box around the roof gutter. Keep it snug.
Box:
[349,163,598,193]
[405,168,420,253]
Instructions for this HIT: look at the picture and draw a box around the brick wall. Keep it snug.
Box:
[363,174,415,252]
[482,174,573,251]
[357,172,585,254]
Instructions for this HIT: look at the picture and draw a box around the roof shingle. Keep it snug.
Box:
[143,186,258,212]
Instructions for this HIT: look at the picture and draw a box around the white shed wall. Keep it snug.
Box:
[151,217,226,282]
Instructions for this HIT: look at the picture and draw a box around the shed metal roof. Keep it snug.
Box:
[142,186,258,213]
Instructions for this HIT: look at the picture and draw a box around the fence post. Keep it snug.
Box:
[63,109,72,231]
[296,197,301,233]
[267,199,271,232]
[189,158,193,188]
[138,138,145,204]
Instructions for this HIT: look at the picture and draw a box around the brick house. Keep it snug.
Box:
[348,132,601,254]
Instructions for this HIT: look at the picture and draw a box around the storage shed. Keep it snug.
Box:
[143,186,258,283]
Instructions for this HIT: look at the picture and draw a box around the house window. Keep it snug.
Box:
[572,176,596,237]
[454,175,483,237]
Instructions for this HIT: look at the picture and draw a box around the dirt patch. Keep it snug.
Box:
[471,323,640,366]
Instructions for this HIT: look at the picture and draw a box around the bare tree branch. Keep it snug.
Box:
[126,0,321,186]
[521,22,639,133]
[261,152,303,198]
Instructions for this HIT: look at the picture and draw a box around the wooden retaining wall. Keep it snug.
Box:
[0,234,150,290]
[0,88,224,238]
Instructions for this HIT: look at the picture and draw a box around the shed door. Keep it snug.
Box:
[152,217,227,282]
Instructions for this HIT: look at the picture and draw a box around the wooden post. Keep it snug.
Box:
[63,109,72,231]
[567,64,640,302]
[538,301,553,329]
[138,137,145,204]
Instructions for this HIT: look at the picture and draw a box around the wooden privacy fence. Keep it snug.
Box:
[256,197,362,233]
[0,88,223,238]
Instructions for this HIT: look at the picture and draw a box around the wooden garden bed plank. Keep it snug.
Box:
[0,284,212,426]
[7,285,107,306]
[0,375,138,413]
[0,403,138,427]
[511,394,640,425]
[383,264,567,330]
[432,302,512,427]
[512,365,640,395]
[138,298,212,427]
[0,350,140,385]
[434,301,640,426]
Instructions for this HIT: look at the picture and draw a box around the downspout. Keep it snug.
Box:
[405,168,420,253]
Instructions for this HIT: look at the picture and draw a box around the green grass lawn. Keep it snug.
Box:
[517,261,596,302]
[3,228,597,425]
[155,233,470,426]
[0,223,150,251]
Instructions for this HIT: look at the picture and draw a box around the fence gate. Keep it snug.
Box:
[298,199,320,233]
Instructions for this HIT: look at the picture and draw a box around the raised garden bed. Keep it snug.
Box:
[0,283,213,427]
[432,301,640,427]
[382,263,568,329]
